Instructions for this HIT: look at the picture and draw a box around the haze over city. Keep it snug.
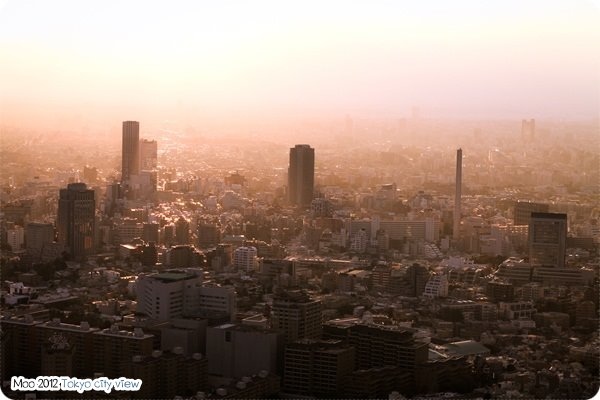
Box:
[1,0,599,134]
[0,1,599,400]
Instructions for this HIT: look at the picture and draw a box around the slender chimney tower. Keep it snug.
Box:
[453,148,462,240]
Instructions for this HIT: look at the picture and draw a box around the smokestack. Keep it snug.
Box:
[454,148,462,240]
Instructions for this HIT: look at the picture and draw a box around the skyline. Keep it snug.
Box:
[1,0,599,133]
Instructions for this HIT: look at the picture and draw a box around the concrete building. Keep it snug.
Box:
[166,245,203,268]
[136,270,202,321]
[6,225,24,252]
[125,349,207,399]
[498,301,536,320]
[376,220,437,243]
[233,246,258,272]
[486,281,515,302]
[423,274,448,298]
[139,138,157,170]
[135,270,236,322]
[406,263,431,297]
[142,222,160,243]
[57,182,95,261]
[514,201,549,226]
[350,228,368,253]
[161,318,207,356]
[175,217,190,245]
[272,290,322,342]
[116,218,143,244]
[206,323,282,378]
[311,198,333,217]
[41,332,75,376]
[322,320,428,378]
[344,366,413,399]
[197,223,221,248]
[1,317,154,379]
[92,325,155,378]
[197,286,236,319]
[528,212,567,268]
[283,339,355,397]
[372,264,391,292]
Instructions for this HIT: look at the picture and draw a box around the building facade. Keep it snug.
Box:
[136,271,236,321]
[288,144,315,207]
[233,246,258,272]
[122,121,140,184]
[283,339,355,397]
[272,291,322,342]
[207,323,282,378]
[57,182,95,261]
[528,212,567,268]
[139,138,158,171]
[514,201,550,226]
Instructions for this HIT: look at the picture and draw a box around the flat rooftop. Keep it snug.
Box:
[151,272,196,282]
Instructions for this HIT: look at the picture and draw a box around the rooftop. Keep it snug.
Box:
[444,340,490,357]
[151,272,196,282]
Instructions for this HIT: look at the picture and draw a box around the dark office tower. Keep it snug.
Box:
[197,223,221,249]
[142,222,160,243]
[514,201,550,226]
[162,224,175,246]
[272,290,322,342]
[283,340,355,397]
[453,148,462,241]
[529,212,567,268]
[175,217,190,245]
[121,121,140,184]
[288,144,315,207]
[105,182,122,216]
[57,183,95,261]
[406,263,430,297]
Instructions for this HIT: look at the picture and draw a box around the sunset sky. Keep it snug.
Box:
[0,0,598,130]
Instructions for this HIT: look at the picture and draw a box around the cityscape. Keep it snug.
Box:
[1,1,599,399]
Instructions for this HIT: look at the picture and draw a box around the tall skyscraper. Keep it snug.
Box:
[288,144,315,206]
[529,212,567,268]
[57,183,95,261]
[453,148,462,240]
[121,121,140,184]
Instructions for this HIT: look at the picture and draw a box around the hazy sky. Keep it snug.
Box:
[0,0,598,130]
